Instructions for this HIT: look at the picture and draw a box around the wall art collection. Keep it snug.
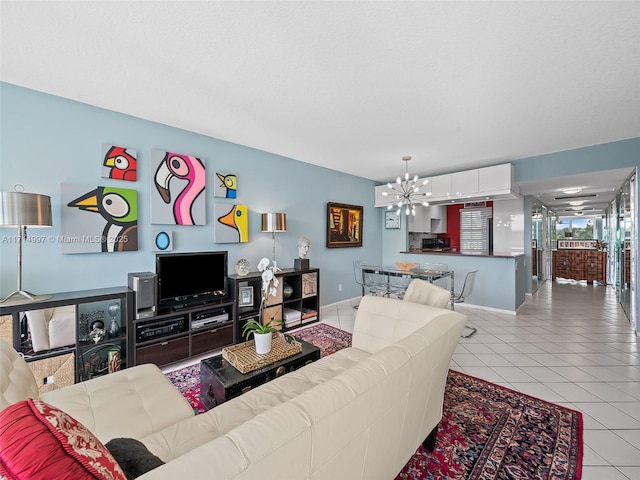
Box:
[60,145,243,254]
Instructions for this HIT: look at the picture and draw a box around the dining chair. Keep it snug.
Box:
[452,270,478,337]
[353,260,387,308]
[421,263,450,288]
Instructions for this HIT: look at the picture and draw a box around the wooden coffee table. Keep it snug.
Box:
[199,338,320,410]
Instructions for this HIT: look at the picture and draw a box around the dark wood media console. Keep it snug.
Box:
[132,300,236,368]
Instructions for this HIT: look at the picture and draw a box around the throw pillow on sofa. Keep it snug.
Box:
[105,437,165,480]
[0,398,126,480]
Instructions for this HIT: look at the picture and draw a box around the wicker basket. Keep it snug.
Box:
[28,352,75,394]
[0,315,13,345]
[222,333,302,374]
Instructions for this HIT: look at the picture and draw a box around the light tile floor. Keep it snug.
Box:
[320,280,640,480]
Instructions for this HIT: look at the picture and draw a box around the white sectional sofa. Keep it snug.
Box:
[0,295,465,480]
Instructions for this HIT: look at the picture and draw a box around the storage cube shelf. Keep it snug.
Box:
[0,287,133,384]
[229,267,320,341]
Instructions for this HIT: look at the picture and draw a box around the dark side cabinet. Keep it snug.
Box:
[228,267,320,340]
[0,287,133,385]
[132,300,235,368]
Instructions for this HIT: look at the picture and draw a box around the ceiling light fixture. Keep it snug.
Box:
[569,200,584,206]
[560,187,583,195]
[381,156,429,216]
[553,193,598,201]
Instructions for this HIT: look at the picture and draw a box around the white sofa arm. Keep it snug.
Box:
[352,295,466,354]
[0,339,40,410]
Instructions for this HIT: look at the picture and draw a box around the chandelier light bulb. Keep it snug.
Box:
[383,155,430,217]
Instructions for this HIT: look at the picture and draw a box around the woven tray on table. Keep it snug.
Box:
[222,333,302,374]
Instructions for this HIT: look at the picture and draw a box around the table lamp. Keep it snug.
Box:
[0,190,53,303]
[261,212,286,267]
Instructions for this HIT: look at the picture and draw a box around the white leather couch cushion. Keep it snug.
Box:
[403,278,451,309]
[142,347,370,462]
[41,363,194,443]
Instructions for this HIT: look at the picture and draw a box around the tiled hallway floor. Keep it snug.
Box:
[321,281,640,480]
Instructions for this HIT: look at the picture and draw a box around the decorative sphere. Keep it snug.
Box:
[235,259,250,276]
[283,283,294,299]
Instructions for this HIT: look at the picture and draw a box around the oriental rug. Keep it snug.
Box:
[166,323,583,480]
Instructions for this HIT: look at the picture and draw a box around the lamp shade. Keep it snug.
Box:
[261,212,286,232]
[0,192,52,227]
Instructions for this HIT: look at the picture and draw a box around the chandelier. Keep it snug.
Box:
[381,156,430,215]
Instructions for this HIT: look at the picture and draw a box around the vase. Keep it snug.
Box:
[254,332,272,355]
[107,302,121,337]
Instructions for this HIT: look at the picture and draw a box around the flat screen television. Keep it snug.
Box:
[156,251,228,311]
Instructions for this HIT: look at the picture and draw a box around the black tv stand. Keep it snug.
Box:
[133,298,236,368]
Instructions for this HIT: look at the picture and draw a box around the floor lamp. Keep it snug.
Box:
[0,191,53,303]
[261,212,286,268]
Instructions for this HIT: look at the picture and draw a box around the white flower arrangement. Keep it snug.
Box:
[257,257,279,300]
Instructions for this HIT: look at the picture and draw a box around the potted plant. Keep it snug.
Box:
[242,318,281,354]
[242,257,282,354]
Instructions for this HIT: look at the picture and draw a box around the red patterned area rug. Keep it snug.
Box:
[165,323,583,480]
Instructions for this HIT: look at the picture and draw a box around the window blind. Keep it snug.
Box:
[460,207,492,252]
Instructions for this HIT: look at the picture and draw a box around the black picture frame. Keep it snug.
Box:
[326,202,363,248]
[238,286,254,307]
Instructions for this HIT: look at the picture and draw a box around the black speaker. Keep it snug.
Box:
[128,272,157,319]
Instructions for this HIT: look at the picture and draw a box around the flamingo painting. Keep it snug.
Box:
[152,150,206,225]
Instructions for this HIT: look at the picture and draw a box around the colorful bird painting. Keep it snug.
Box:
[215,204,248,243]
[103,146,137,181]
[216,173,237,198]
[154,152,206,225]
[67,186,138,252]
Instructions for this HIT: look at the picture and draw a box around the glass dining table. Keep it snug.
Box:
[360,265,455,310]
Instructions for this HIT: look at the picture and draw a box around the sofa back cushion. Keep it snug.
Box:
[352,295,465,354]
[403,278,451,309]
[0,339,39,411]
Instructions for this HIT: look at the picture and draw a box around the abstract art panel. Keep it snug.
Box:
[213,204,248,243]
[61,183,138,254]
[102,145,137,182]
[153,230,173,251]
[150,149,206,225]
[214,172,237,198]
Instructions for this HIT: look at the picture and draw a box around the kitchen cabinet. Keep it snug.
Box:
[408,205,447,233]
[429,174,452,200]
[451,169,479,196]
[374,184,394,207]
[478,164,515,194]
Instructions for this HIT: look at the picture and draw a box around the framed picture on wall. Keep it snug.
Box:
[326,202,363,248]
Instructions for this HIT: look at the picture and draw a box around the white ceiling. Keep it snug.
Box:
[1,1,639,213]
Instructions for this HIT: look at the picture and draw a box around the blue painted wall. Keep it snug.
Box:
[0,82,382,304]
[2,81,639,315]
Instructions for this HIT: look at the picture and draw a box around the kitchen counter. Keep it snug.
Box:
[392,250,527,312]
[403,249,525,258]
